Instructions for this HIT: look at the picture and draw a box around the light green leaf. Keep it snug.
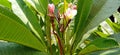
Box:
[0,0,11,8]
[38,0,48,14]
[0,5,25,26]
[106,19,120,33]
[95,31,109,38]
[9,0,45,46]
[0,8,46,51]
[86,0,120,31]
[73,0,120,51]
[79,38,119,55]
[88,47,120,55]
[66,0,72,3]
[0,42,48,55]
[64,0,68,12]
[26,0,48,15]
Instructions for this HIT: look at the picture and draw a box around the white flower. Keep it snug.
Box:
[65,8,77,19]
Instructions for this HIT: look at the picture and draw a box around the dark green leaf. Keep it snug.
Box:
[79,38,119,55]
[73,0,93,51]
[0,42,48,55]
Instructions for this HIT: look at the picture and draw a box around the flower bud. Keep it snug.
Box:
[48,4,55,17]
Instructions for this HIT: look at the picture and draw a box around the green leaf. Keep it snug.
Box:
[0,0,11,8]
[72,0,93,51]
[0,9,46,51]
[26,0,48,15]
[79,38,119,55]
[51,45,59,55]
[64,0,68,12]
[0,5,25,26]
[106,19,120,33]
[9,0,45,45]
[38,0,48,14]
[74,0,93,31]
[88,47,120,55]
[0,42,48,55]
[87,0,120,31]
[73,0,120,51]
[87,32,100,41]
[66,0,72,3]
[52,0,60,5]
[58,3,64,14]
[110,33,120,44]
[95,31,109,38]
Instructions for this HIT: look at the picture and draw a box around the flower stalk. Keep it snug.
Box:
[48,3,77,55]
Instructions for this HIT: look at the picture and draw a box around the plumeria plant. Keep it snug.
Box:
[0,0,120,55]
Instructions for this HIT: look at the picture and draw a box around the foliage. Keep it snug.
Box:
[0,0,120,55]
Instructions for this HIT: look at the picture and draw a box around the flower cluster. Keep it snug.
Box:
[47,3,77,55]
[48,3,77,19]
[48,3,77,33]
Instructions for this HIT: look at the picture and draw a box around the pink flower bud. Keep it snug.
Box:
[48,4,55,16]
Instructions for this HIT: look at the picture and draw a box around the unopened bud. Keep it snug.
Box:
[48,4,55,17]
